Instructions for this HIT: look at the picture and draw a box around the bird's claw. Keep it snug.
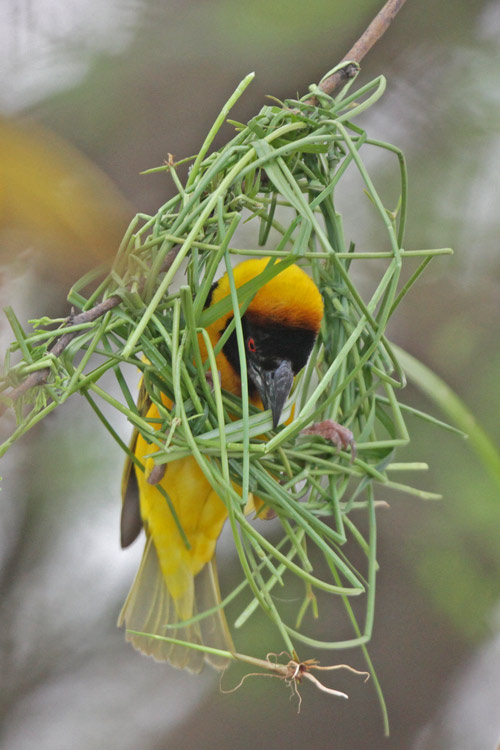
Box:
[301,419,357,461]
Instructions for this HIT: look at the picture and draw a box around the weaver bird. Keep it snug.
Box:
[118,257,324,672]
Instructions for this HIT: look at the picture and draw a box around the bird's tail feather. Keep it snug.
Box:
[118,537,233,672]
[195,558,235,671]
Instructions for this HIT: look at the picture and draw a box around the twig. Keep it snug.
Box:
[0,247,182,414]
[312,0,407,101]
[0,296,121,415]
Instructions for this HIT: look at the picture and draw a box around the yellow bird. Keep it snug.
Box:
[118,257,324,672]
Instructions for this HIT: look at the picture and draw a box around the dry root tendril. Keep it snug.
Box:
[221,652,370,712]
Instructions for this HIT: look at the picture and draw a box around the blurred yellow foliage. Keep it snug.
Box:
[0,117,131,280]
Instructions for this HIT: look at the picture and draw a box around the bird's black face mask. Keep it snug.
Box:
[246,356,294,429]
[221,314,318,428]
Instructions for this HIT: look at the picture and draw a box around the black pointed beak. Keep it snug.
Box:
[247,358,294,428]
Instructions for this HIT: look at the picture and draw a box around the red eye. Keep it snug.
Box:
[247,337,256,353]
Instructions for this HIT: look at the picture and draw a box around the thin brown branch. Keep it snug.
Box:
[0,246,182,414]
[311,0,407,101]
[0,296,121,415]
[159,245,181,274]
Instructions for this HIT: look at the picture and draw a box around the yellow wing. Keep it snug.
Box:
[118,399,233,672]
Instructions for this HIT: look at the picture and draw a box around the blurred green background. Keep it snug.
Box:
[1,0,500,748]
